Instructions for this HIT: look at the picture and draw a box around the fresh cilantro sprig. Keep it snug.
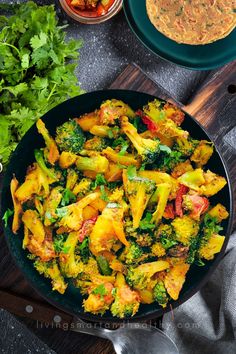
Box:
[53,234,70,254]
[2,208,14,227]
[139,213,155,230]
[0,2,83,166]
[91,174,109,202]
[61,189,76,207]
[92,284,107,299]
[127,165,137,179]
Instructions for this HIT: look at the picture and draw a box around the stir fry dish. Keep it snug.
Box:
[8,98,229,318]
[67,0,115,17]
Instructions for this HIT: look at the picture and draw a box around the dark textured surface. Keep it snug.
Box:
[0,309,55,354]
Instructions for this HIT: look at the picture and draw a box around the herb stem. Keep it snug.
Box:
[47,83,57,101]
[0,42,21,57]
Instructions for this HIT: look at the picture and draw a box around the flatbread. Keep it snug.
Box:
[146,0,236,45]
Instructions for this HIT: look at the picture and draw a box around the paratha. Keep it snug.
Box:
[146,0,236,45]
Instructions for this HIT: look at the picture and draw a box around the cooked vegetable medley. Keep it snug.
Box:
[8,98,229,318]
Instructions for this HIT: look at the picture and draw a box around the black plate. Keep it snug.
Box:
[1,90,233,322]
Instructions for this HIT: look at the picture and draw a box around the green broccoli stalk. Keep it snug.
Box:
[34,149,57,179]
[76,155,109,173]
[55,119,85,153]
[121,116,160,164]
[96,255,112,275]
[153,281,168,307]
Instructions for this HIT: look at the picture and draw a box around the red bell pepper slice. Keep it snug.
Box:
[164,203,175,219]
[187,195,209,220]
[79,216,97,242]
[136,110,159,132]
[175,184,189,217]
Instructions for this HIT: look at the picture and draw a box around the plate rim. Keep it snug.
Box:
[1,89,234,322]
[123,0,236,71]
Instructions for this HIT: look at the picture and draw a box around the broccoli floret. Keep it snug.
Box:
[120,241,144,265]
[121,116,160,163]
[34,259,67,294]
[153,281,168,307]
[156,224,178,250]
[55,119,86,153]
[73,178,92,196]
[126,261,169,290]
[111,297,139,318]
[189,213,224,265]
[34,149,57,179]
[151,242,166,257]
[99,99,135,125]
[135,232,153,247]
[157,150,185,172]
[76,155,109,173]
[111,273,140,318]
[84,136,108,151]
[126,267,147,289]
[175,137,199,157]
[123,170,156,229]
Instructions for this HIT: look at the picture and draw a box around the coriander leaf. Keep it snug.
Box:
[100,185,109,202]
[0,2,83,167]
[79,238,90,263]
[160,235,178,250]
[139,212,155,230]
[30,32,48,50]
[127,165,137,179]
[61,188,76,207]
[92,284,107,298]
[56,207,68,218]
[44,211,57,223]
[2,208,14,227]
[118,141,129,156]
[21,53,29,69]
[3,83,28,96]
[91,174,107,190]
[53,234,70,253]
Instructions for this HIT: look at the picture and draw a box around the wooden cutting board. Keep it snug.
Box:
[0,62,236,354]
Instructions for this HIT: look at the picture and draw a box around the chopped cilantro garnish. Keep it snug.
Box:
[127,165,137,179]
[61,189,76,207]
[100,185,109,202]
[2,208,14,227]
[139,213,155,230]
[92,284,107,298]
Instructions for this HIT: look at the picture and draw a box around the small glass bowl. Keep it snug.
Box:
[58,0,123,24]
